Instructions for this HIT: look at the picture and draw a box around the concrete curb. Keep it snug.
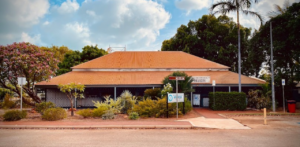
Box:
[0,125,199,130]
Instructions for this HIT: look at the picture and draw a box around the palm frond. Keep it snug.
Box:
[210,1,237,15]
[242,10,264,26]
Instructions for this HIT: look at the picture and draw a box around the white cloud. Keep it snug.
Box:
[57,0,79,13]
[38,0,171,50]
[43,21,50,25]
[214,0,300,31]
[175,0,211,15]
[20,32,42,44]
[0,0,49,45]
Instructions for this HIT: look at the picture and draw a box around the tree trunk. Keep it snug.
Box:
[70,99,74,116]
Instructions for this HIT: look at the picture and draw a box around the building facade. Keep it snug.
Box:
[35,51,265,108]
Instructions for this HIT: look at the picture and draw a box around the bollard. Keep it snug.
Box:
[264,108,267,125]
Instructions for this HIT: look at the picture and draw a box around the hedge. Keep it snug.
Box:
[208,92,247,111]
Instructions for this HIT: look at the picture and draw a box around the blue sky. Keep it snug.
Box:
[0,0,299,51]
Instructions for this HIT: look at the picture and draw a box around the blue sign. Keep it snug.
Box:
[168,93,184,103]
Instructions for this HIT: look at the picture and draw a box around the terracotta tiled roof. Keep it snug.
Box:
[35,71,265,86]
[72,51,229,69]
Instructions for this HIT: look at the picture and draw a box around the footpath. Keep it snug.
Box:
[0,108,255,130]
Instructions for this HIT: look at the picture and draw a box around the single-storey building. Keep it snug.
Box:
[35,51,265,108]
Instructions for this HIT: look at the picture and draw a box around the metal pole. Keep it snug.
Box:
[213,86,215,108]
[176,78,178,119]
[20,84,22,111]
[75,88,77,109]
[237,9,241,93]
[114,87,116,101]
[270,21,276,112]
[283,85,285,113]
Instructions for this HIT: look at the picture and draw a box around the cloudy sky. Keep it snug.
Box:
[0,0,299,51]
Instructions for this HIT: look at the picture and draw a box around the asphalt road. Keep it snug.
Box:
[0,128,299,147]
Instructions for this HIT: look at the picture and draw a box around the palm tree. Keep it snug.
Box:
[210,0,263,92]
[268,0,290,18]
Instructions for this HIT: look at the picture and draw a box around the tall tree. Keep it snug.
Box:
[161,15,255,75]
[210,0,263,92]
[0,42,59,105]
[41,45,72,63]
[250,2,300,100]
[56,45,108,76]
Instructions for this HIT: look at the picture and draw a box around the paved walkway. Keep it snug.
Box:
[178,117,250,129]
[193,108,226,119]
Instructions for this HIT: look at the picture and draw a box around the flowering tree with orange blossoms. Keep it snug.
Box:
[0,42,59,106]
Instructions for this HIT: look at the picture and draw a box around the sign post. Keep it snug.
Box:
[212,80,216,109]
[282,79,285,113]
[168,76,185,119]
[18,77,26,111]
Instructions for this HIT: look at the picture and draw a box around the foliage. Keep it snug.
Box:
[3,110,27,121]
[161,83,173,97]
[93,95,123,114]
[92,107,108,118]
[41,45,72,64]
[248,89,271,109]
[129,112,139,120]
[57,45,107,75]
[58,82,85,116]
[178,97,192,113]
[42,108,67,121]
[132,98,156,118]
[102,109,115,120]
[251,2,300,98]
[0,88,14,101]
[0,42,60,105]
[162,71,194,94]
[161,15,254,75]
[35,102,56,114]
[2,93,16,109]
[132,97,188,118]
[118,90,137,114]
[144,88,161,100]
[209,92,247,111]
[76,109,93,118]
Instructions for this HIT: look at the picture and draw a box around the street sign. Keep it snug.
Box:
[212,80,216,86]
[168,93,184,103]
[18,77,26,85]
[282,79,285,86]
[169,76,185,80]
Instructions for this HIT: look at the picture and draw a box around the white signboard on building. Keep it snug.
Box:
[168,93,184,103]
[192,76,210,83]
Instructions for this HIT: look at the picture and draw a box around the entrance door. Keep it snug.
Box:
[202,97,209,107]
[193,94,200,106]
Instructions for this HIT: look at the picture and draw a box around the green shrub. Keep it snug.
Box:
[35,101,56,114]
[93,95,123,114]
[248,89,271,109]
[42,108,67,121]
[77,109,93,118]
[119,90,137,114]
[209,92,247,111]
[92,107,108,118]
[178,97,192,114]
[3,110,27,121]
[2,94,16,109]
[102,109,115,120]
[0,88,14,101]
[129,112,139,120]
[144,88,161,100]
[132,97,184,118]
